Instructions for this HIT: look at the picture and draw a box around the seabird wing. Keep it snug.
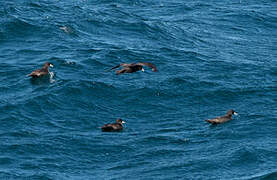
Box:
[28,69,41,77]
[205,118,219,124]
[101,123,120,131]
[116,68,129,75]
[205,114,230,124]
[137,62,157,72]
[105,64,121,72]
[101,126,114,131]
[121,63,134,67]
[105,63,133,72]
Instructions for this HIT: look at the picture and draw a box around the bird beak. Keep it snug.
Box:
[122,121,126,124]
[234,112,238,115]
[141,68,145,72]
[50,64,54,68]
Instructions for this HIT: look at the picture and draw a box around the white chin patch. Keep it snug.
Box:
[141,68,145,72]
[122,121,126,124]
[234,112,238,115]
[50,64,54,68]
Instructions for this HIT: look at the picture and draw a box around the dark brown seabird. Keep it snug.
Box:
[101,118,126,132]
[108,62,157,75]
[28,62,54,78]
[205,109,238,125]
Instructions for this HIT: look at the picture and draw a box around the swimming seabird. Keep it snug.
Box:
[205,109,238,125]
[28,62,54,78]
[108,62,157,75]
[101,118,126,132]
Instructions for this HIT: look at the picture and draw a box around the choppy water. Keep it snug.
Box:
[0,0,276,179]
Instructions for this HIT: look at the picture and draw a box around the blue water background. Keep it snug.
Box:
[0,0,276,179]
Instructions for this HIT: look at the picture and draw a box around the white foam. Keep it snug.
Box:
[49,71,55,83]
[65,60,76,65]
[60,26,73,34]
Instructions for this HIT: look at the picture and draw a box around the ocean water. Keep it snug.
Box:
[0,0,276,179]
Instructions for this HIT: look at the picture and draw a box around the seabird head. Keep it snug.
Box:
[44,62,54,68]
[227,109,238,116]
[116,118,126,124]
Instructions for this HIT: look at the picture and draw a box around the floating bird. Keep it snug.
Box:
[101,118,126,132]
[107,62,157,75]
[59,26,74,34]
[28,62,54,78]
[205,109,238,125]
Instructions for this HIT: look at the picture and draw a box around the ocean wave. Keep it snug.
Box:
[1,15,44,39]
[0,0,276,179]
[246,171,277,180]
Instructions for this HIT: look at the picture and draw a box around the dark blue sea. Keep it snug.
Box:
[0,0,276,179]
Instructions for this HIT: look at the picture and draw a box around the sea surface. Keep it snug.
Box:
[0,0,276,179]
